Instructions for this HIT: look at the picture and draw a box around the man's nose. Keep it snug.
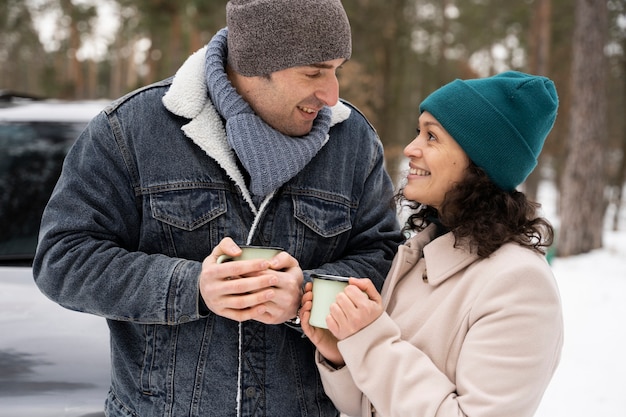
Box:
[315,74,340,107]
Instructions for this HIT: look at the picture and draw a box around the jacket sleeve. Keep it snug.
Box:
[333,260,563,417]
[33,110,202,325]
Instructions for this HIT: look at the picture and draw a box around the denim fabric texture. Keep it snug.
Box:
[33,53,402,416]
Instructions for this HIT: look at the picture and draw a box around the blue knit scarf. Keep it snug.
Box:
[205,29,332,199]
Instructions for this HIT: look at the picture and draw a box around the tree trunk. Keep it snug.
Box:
[558,0,608,256]
[524,0,552,201]
[612,34,626,231]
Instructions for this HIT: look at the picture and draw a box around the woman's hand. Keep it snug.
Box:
[327,278,383,340]
[300,282,345,367]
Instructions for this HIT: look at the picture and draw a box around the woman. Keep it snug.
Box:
[299,71,564,417]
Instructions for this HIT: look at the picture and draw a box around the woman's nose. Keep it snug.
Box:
[404,136,422,158]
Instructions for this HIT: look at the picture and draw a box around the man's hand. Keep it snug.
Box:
[199,237,303,324]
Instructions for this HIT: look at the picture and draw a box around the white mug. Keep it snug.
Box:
[309,273,350,329]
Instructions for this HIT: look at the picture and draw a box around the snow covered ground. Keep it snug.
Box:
[534,225,626,416]
[533,183,626,417]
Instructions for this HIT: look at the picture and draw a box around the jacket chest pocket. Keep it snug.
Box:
[294,194,352,238]
[289,193,353,267]
[148,187,228,258]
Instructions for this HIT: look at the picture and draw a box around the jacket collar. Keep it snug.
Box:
[422,231,479,286]
[400,224,479,286]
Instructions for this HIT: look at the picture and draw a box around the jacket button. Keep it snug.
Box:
[245,387,256,397]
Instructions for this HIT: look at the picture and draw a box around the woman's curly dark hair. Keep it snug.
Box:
[397,162,554,258]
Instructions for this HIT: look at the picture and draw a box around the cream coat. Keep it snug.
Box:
[316,224,564,417]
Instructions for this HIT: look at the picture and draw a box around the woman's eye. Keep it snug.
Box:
[416,128,436,142]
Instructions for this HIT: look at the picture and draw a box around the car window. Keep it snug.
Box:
[0,101,105,265]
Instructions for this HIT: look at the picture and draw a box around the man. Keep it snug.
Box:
[33,0,402,416]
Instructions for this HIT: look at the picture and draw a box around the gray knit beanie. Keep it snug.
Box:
[226,0,352,76]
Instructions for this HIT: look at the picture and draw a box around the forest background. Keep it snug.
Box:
[1,0,625,257]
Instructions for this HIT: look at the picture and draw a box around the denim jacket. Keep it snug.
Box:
[33,46,402,417]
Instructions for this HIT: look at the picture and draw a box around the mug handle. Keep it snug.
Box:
[216,254,234,264]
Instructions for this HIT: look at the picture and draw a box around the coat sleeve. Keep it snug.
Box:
[315,351,365,417]
[333,258,563,417]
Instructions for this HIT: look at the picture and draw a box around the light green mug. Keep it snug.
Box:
[217,245,284,264]
[309,273,350,329]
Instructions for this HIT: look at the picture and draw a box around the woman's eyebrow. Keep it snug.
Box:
[421,120,443,129]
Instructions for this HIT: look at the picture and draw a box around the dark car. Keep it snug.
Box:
[0,95,111,417]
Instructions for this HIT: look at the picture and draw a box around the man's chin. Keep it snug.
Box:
[282,125,314,138]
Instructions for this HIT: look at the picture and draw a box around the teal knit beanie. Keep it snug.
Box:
[419,71,558,191]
